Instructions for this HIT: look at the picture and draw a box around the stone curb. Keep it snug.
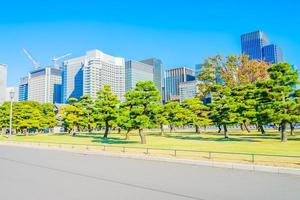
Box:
[1,142,300,176]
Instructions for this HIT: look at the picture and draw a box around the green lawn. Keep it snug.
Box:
[1,129,300,156]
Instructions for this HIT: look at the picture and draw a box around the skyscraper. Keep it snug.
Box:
[0,64,7,104]
[125,60,153,91]
[241,31,269,60]
[19,76,28,101]
[28,67,62,103]
[62,56,85,102]
[262,44,283,64]
[62,49,125,102]
[241,30,283,64]
[164,67,195,102]
[140,58,162,94]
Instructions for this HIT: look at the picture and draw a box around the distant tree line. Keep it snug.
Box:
[0,54,299,143]
[0,101,56,135]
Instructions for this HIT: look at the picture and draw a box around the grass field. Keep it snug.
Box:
[1,129,300,168]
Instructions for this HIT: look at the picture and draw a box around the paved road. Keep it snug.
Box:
[0,145,299,200]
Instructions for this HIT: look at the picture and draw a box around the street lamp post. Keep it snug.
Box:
[9,90,14,139]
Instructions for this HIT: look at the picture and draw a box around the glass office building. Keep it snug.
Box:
[140,58,162,95]
[262,44,283,64]
[18,76,28,101]
[241,31,269,60]
[179,80,199,102]
[241,30,283,64]
[164,67,195,102]
[62,56,85,103]
[125,60,154,91]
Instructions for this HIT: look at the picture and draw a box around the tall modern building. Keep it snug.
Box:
[140,58,162,94]
[0,64,7,104]
[62,49,125,102]
[164,67,195,102]
[179,80,199,102]
[28,67,62,103]
[262,44,283,64]
[125,60,153,91]
[241,30,283,64]
[19,76,29,101]
[241,31,269,60]
[62,56,85,102]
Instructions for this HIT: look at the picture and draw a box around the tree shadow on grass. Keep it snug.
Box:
[92,137,137,144]
[74,134,138,144]
[229,133,277,137]
[165,135,259,142]
[73,134,102,140]
[286,137,300,141]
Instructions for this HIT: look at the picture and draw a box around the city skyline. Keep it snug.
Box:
[0,0,299,86]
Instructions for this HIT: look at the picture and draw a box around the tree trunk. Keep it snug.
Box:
[160,124,164,136]
[170,125,175,133]
[195,125,200,133]
[223,124,228,138]
[138,128,146,144]
[243,121,250,133]
[290,123,294,136]
[240,123,244,131]
[281,122,288,142]
[103,121,109,138]
[204,125,207,131]
[125,129,130,140]
[217,125,222,133]
[258,125,265,134]
[88,123,92,133]
[71,128,76,136]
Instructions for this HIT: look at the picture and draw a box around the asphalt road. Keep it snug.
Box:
[0,145,299,200]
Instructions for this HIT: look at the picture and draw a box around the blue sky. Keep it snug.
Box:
[1,0,299,86]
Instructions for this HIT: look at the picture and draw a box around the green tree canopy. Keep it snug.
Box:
[125,81,161,144]
[95,85,120,138]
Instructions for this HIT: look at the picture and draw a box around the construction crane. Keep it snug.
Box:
[52,53,72,69]
[22,48,41,70]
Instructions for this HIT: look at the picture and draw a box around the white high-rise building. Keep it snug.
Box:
[63,49,125,102]
[0,64,7,104]
[28,67,62,103]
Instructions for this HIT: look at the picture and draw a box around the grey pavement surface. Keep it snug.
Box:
[0,145,299,200]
